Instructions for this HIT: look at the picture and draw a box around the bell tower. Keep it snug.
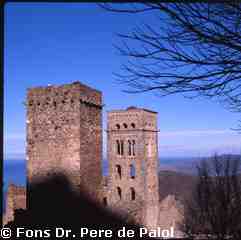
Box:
[107,106,159,225]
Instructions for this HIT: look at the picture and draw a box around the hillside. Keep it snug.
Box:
[159,170,197,203]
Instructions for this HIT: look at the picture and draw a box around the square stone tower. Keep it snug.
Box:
[26,81,102,199]
[107,106,160,226]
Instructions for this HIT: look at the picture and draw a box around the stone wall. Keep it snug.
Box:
[158,195,184,238]
[3,184,26,225]
[26,81,102,201]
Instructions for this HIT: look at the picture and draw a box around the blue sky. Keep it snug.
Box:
[4,3,241,160]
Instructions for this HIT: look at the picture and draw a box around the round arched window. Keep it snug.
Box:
[130,187,135,201]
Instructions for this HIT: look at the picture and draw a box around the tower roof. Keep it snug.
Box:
[126,106,138,110]
[126,106,157,114]
[108,107,157,114]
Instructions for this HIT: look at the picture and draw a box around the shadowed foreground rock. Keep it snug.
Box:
[5,174,189,239]
[3,175,143,239]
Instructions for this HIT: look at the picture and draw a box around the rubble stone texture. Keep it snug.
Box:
[3,184,26,225]
[158,195,184,237]
[26,82,102,200]
[3,82,184,236]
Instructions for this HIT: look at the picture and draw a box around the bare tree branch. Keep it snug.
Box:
[182,154,241,239]
[100,3,241,116]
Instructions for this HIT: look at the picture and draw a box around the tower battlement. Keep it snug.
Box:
[27,81,102,108]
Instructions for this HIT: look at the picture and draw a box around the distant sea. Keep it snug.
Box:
[3,160,26,190]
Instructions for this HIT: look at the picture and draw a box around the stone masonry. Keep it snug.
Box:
[102,107,160,227]
[26,82,102,200]
[3,184,26,225]
[3,82,184,236]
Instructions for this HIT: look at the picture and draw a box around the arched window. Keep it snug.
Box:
[130,187,135,200]
[116,124,120,130]
[120,140,124,155]
[117,187,122,200]
[147,142,152,157]
[132,140,136,156]
[116,164,121,179]
[131,123,135,128]
[128,140,132,156]
[123,123,128,129]
[130,164,136,179]
[116,140,121,155]
[103,197,107,206]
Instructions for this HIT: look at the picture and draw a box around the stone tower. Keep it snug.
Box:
[107,107,160,226]
[26,82,102,200]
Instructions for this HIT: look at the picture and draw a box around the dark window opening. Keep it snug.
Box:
[116,140,121,155]
[130,187,135,200]
[132,140,136,156]
[123,123,128,129]
[116,165,122,179]
[53,101,57,108]
[128,140,132,156]
[120,140,124,155]
[37,102,40,106]
[103,197,107,206]
[71,99,74,104]
[131,123,135,128]
[116,124,120,130]
[117,187,122,200]
[130,164,136,179]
